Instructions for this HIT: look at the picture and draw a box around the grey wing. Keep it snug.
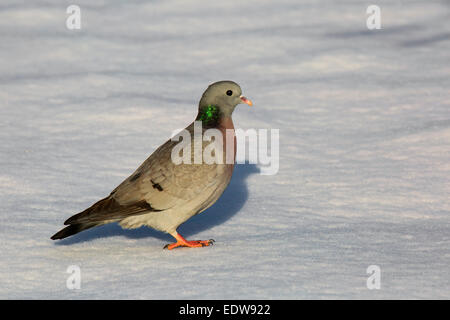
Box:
[64,139,178,225]
[111,136,225,213]
[69,128,225,225]
[64,196,160,225]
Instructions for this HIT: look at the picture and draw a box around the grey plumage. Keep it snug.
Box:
[51,81,252,249]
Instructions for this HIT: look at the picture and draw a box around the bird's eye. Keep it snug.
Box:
[226,90,233,96]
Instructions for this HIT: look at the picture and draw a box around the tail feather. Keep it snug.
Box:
[63,196,155,225]
[50,223,98,240]
[51,196,158,240]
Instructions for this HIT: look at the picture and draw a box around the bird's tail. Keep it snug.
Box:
[50,223,98,240]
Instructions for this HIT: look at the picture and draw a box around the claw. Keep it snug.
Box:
[163,233,215,250]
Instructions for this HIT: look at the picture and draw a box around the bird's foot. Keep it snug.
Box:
[164,233,215,250]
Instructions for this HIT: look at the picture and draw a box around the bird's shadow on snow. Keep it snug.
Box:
[54,164,260,245]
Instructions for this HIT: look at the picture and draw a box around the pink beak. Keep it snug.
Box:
[240,95,253,106]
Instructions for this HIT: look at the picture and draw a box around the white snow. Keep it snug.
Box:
[0,0,449,299]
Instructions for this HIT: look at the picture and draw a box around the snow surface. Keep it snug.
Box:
[0,0,449,299]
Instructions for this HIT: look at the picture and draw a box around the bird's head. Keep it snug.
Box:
[197,81,252,124]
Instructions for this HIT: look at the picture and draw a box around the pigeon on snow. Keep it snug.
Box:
[51,80,253,249]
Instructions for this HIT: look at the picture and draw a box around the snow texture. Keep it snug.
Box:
[0,0,449,299]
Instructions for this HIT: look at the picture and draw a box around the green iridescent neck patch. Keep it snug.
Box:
[197,104,220,126]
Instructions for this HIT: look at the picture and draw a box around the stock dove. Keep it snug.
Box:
[51,80,253,249]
